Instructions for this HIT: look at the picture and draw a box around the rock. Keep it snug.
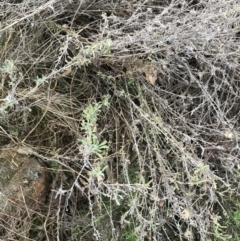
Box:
[0,149,49,216]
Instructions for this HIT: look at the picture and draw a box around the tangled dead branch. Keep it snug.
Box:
[0,0,240,240]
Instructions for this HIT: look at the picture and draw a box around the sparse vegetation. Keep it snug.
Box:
[0,0,240,240]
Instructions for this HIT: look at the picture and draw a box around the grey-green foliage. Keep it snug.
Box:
[79,98,109,158]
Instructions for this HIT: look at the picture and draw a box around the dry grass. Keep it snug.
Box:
[0,0,240,240]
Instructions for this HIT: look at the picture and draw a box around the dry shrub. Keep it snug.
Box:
[0,0,240,240]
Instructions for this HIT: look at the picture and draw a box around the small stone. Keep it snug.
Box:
[224,130,235,139]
